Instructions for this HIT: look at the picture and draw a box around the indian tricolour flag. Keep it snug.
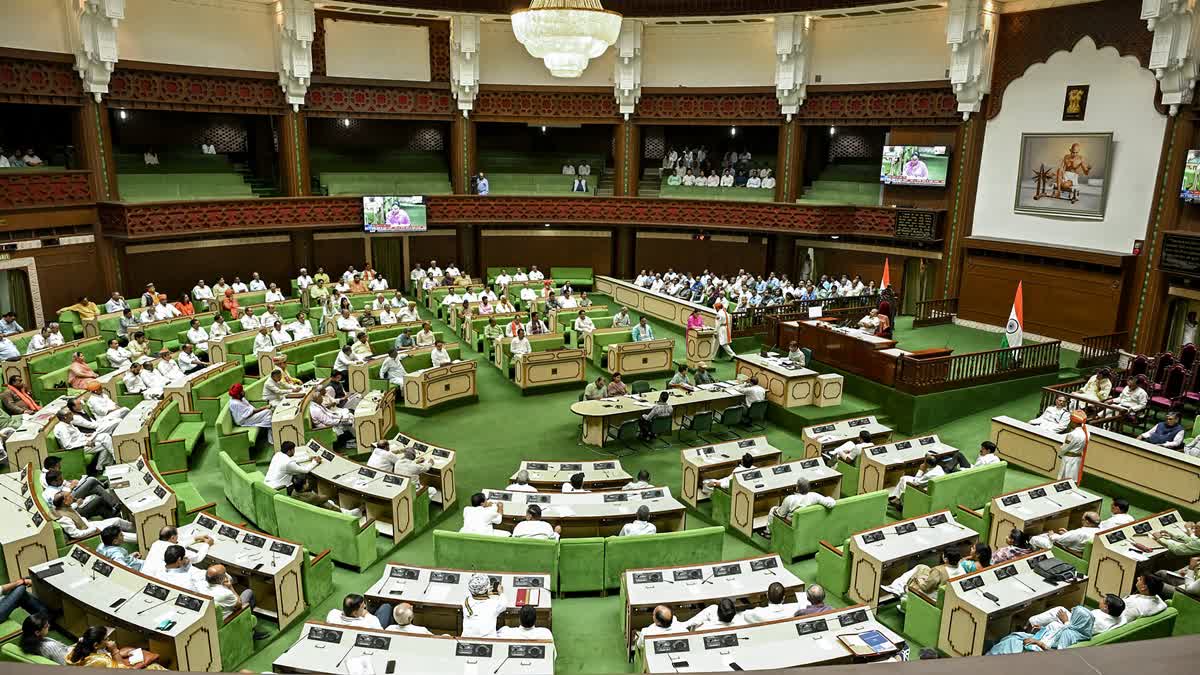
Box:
[1002,282,1024,350]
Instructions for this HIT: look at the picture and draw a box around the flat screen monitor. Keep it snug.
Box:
[1181,149,1200,203]
[880,145,950,187]
[363,195,427,233]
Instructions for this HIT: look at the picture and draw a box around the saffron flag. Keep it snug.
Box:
[881,258,891,289]
[1002,282,1024,349]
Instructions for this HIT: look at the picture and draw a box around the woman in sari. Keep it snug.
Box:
[992,528,1034,564]
[220,288,240,318]
[65,626,166,669]
[173,293,195,317]
[988,606,1094,655]
[67,352,102,393]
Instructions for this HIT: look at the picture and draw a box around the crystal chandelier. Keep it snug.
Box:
[512,0,622,78]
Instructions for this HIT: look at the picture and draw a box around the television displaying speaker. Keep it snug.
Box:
[1181,149,1200,204]
[880,145,950,187]
[362,195,427,233]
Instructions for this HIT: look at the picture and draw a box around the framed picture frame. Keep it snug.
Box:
[1062,85,1089,121]
[1013,132,1113,220]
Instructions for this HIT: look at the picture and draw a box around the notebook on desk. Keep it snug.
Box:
[838,630,896,656]
[515,587,541,607]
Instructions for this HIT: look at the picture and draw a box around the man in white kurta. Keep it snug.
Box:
[1030,511,1101,553]
[53,409,116,470]
[1030,395,1072,433]
[380,349,408,387]
[714,302,735,358]
[1058,410,1088,482]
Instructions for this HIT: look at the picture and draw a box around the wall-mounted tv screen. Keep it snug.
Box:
[880,145,950,187]
[363,195,427,233]
[1181,150,1200,203]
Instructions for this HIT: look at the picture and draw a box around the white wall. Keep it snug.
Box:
[325,20,431,82]
[972,37,1166,254]
[119,0,276,72]
[0,0,72,54]
[642,23,775,88]
[809,11,949,85]
[478,21,615,87]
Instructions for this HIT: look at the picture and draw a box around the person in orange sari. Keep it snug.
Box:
[173,293,195,316]
[874,312,891,339]
[221,288,240,318]
[67,352,102,393]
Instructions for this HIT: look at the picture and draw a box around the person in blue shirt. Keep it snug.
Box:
[476,172,490,196]
[632,317,654,342]
[96,524,142,571]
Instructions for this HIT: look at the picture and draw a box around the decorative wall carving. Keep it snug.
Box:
[107,69,285,114]
[792,89,959,125]
[987,0,1152,119]
[428,20,451,83]
[305,84,454,117]
[636,93,780,122]
[473,90,619,120]
[99,195,910,239]
[0,58,84,105]
[0,172,94,210]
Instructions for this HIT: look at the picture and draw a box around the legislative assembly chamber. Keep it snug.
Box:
[0,0,1198,673]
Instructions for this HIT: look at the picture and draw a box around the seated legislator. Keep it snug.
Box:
[460,492,510,537]
[228,383,272,442]
[141,525,212,578]
[1139,410,1186,449]
[636,607,681,649]
[65,626,167,670]
[0,582,55,629]
[463,575,507,638]
[264,368,302,404]
[65,395,124,436]
[787,341,806,367]
[583,376,607,400]
[68,352,102,394]
[379,348,408,387]
[49,490,136,542]
[265,441,323,490]
[573,310,595,338]
[772,477,835,521]
[326,594,391,631]
[624,470,653,490]
[606,373,628,396]
[510,329,532,358]
[1079,368,1113,402]
[686,598,739,631]
[612,307,632,328]
[887,452,944,506]
[53,408,116,470]
[632,317,655,342]
[498,604,554,642]
[430,340,452,368]
[96,523,142,570]
[906,546,972,596]
[988,606,1097,654]
[668,364,694,391]
[123,361,163,400]
[992,528,1034,564]
[415,322,437,348]
[506,470,538,493]
[287,312,314,340]
[795,586,832,617]
[203,563,270,640]
[387,603,432,635]
[619,505,657,536]
[739,582,798,624]
[1030,511,1102,554]
[1109,376,1149,414]
[286,475,361,518]
[824,430,875,467]
[2,374,40,414]
[390,447,440,503]
[1030,395,1072,433]
[512,504,561,540]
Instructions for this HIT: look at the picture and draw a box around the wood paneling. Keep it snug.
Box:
[122,239,293,301]
[409,230,459,270]
[480,230,613,276]
[28,243,107,322]
[882,126,958,210]
[635,234,767,277]
[313,236,367,278]
[958,252,1123,344]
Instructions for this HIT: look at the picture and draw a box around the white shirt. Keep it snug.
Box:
[1121,593,1168,622]
[271,329,292,346]
[430,347,452,368]
[239,314,259,330]
[1030,405,1071,433]
[462,596,506,638]
[265,290,285,302]
[296,275,313,290]
[336,316,361,332]
[497,625,554,641]
[203,581,241,620]
[739,602,799,625]
[106,346,132,368]
[1114,387,1148,412]
[505,482,538,493]
[636,620,682,648]
[369,278,388,291]
[324,610,382,631]
[619,521,657,536]
[738,384,767,406]
[775,492,835,518]
[177,350,202,371]
[1099,513,1135,530]
[460,505,504,535]
[386,623,433,635]
[415,330,436,348]
[264,451,316,489]
[528,270,544,280]
[141,538,210,578]
[512,520,559,540]
[510,337,532,355]
[379,356,407,383]
[254,333,276,354]
[153,303,180,320]
[398,306,420,322]
[286,320,313,340]
[249,279,267,291]
[210,321,230,340]
[187,327,210,351]
[973,453,1001,467]
[367,446,400,472]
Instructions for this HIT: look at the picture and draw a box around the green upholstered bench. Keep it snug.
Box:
[1171,590,1200,635]
[219,330,259,367]
[215,396,261,464]
[191,364,246,426]
[770,490,890,562]
[903,586,944,648]
[338,322,425,348]
[224,292,268,318]
[602,527,724,590]
[564,315,614,348]
[341,291,404,312]
[29,468,100,556]
[433,531,559,592]
[55,309,82,341]
[144,315,211,352]
[815,538,852,597]
[274,493,379,570]
[834,458,859,497]
[494,334,565,377]
[148,400,205,475]
[465,315,526,353]
[146,459,215,522]
[955,502,992,538]
[312,337,451,380]
[29,338,107,400]
[0,642,58,665]
[1051,539,1092,575]
[1072,606,1178,647]
[276,336,341,379]
[902,462,1008,520]
[219,451,262,523]
[218,604,258,669]
[585,328,635,369]
[550,267,594,289]
[558,538,606,593]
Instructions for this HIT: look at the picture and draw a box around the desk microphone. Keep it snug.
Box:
[700,572,716,585]
[423,574,434,595]
[492,654,511,674]
[332,468,360,482]
[135,597,174,616]
[332,642,357,671]
[1015,578,1038,594]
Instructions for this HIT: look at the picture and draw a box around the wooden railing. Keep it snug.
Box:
[1078,331,1126,370]
[895,340,1062,395]
[912,297,958,328]
[731,294,880,339]
[1038,380,1126,431]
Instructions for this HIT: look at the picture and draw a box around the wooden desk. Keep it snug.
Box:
[802,416,894,459]
[938,551,1087,657]
[353,389,397,448]
[547,305,609,333]
[258,335,338,377]
[186,512,307,631]
[622,554,803,652]
[112,400,164,465]
[402,359,478,409]
[783,320,900,386]
[104,456,179,556]
[206,327,257,364]
[389,432,458,507]
[638,605,901,672]
[513,348,586,390]
[270,380,325,453]
[679,436,783,507]
[684,328,716,369]
[0,465,56,580]
[990,415,1200,512]
[603,338,676,377]
[512,460,633,491]
[164,360,240,413]
[364,564,552,634]
[847,511,978,607]
[273,621,555,674]
[3,396,72,474]
[984,479,1102,550]
[593,276,717,330]
[31,546,223,671]
[725,459,841,537]
[482,486,686,538]
[857,435,958,495]
[571,384,744,448]
[346,344,437,395]
[733,353,838,408]
[1085,510,1190,603]
[305,440,421,544]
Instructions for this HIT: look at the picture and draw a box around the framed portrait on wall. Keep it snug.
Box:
[1013,132,1113,220]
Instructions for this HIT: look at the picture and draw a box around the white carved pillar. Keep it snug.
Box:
[613,19,643,120]
[946,0,997,119]
[1143,0,1200,115]
[276,0,315,111]
[450,15,481,117]
[774,15,810,121]
[72,0,124,102]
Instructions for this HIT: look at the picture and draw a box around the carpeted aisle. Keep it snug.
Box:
[175,295,1121,673]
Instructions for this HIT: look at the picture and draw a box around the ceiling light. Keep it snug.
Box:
[512,0,622,78]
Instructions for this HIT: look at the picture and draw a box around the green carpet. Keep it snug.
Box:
[171,296,1124,673]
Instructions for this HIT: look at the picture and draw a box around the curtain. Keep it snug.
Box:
[371,237,405,292]
[0,269,34,330]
